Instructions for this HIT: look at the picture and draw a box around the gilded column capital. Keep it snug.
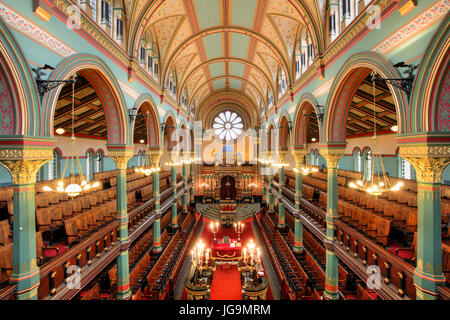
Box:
[399,145,450,183]
[109,149,134,170]
[0,147,53,185]
[278,150,288,163]
[320,147,345,168]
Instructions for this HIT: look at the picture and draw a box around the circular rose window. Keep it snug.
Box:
[212,111,244,141]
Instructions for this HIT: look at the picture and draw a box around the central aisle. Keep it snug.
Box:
[209,264,242,300]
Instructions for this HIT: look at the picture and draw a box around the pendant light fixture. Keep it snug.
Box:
[349,72,403,196]
[44,74,101,197]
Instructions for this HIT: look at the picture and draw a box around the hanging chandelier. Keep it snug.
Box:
[294,149,318,175]
[44,74,101,197]
[348,72,403,196]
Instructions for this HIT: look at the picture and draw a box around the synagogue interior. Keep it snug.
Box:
[0,0,448,302]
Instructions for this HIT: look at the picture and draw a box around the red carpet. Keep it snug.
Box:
[209,264,242,300]
[180,216,273,300]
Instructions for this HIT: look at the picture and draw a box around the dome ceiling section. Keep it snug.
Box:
[178,57,275,104]
[129,0,322,110]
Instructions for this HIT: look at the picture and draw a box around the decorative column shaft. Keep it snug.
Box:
[0,146,52,300]
[149,150,163,253]
[171,162,178,229]
[277,151,287,229]
[321,146,345,300]
[182,160,188,214]
[109,148,133,300]
[400,145,449,300]
[293,150,306,253]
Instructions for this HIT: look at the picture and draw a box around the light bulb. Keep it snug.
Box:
[55,128,65,135]
[349,182,357,189]
[391,125,398,132]
[43,186,53,192]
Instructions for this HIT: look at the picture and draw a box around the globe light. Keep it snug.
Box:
[55,128,65,135]
[65,183,82,197]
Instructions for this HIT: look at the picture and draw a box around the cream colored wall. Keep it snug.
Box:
[54,136,148,157]
[306,134,398,155]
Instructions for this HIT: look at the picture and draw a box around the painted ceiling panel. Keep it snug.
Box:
[229,79,242,90]
[153,15,183,59]
[195,0,221,30]
[203,33,223,60]
[229,62,245,78]
[230,33,250,59]
[209,62,225,78]
[214,79,226,91]
[166,19,192,59]
[230,0,257,29]
[270,14,299,58]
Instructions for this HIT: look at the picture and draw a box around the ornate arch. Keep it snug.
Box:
[41,54,129,145]
[277,112,291,151]
[293,93,321,147]
[132,93,161,149]
[323,52,409,143]
[162,111,177,151]
[0,17,40,136]
[409,15,450,134]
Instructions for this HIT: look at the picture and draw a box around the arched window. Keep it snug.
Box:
[86,150,95,182]
[48,150,61,180]
[90,0,97,21]
[363,149,372,182]
[95,150,104,173]
[213,111,244,141]
[295,43,301,79]
[268,92,273,109]
[353,148,361,172]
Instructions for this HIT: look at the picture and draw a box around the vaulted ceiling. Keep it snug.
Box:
[126,0,324,115]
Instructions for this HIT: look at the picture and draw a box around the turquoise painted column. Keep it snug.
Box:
[293,151,305,253]
[0,147,52,300]
[170,163,178,229]
[149,150,163,253]
[321,147,345,300]
[109,149,133,300]
[182,160,188,214]
[277,151,287,229]
[400,148,448,300]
